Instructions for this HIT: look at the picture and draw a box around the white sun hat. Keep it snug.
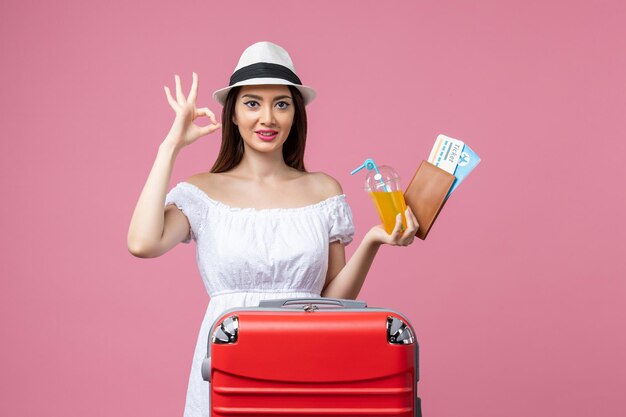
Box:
[212,41,317,106]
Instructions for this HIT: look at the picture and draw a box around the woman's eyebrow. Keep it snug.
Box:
[241,94,292,101]
[241,94,262,100]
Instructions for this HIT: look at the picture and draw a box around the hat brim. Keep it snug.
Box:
[212,78,316,106]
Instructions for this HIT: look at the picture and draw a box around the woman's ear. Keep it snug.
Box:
[232,115,238,126]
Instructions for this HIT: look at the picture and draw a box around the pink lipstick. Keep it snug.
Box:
[256,130,278,141]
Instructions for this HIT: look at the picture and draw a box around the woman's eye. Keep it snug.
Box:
[276,101,290,109]
[244,101,259,108]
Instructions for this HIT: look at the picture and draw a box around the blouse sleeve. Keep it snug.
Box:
[328,195,355,246]
[164,182,204,244]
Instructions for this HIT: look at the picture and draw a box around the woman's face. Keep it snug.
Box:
[233,84,295,154]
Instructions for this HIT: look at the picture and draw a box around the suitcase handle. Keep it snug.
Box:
[258,297,367,309]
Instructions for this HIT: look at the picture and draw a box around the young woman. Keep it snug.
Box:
[127,41,418,417]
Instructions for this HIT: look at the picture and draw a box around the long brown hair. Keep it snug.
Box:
[210,85,308,173]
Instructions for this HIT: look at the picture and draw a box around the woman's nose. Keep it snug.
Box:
[260,106,275,125]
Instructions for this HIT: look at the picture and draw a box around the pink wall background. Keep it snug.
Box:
[1,1,625,416]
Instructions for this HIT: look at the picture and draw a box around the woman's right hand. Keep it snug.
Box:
[162,72,221,151]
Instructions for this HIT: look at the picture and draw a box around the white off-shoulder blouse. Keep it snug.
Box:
[164,181,355,417]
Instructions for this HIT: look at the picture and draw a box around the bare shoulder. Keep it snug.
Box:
[304,172,344,199]
[184,171,247,203]
[185,172,220,188]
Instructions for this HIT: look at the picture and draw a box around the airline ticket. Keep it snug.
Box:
[427,134,481,195]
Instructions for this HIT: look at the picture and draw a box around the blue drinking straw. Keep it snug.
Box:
[350,158,390,192]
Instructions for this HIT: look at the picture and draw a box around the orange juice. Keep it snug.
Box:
[369,190,407,234]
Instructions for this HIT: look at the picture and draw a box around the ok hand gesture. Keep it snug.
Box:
[163,72,221,151]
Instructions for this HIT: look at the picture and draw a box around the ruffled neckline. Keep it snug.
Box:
[178,182,347,214]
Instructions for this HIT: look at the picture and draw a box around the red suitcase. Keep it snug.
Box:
[201,298,422,417]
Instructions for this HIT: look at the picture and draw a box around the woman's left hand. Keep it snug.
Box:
[366,206,419,247]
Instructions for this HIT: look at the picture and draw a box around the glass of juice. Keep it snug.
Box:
[364,165,407,234]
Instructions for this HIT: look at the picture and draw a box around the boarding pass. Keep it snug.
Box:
[427,134,481,195]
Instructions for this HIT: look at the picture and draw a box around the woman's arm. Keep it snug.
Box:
[321,208,418,299]
[127,73,220,258]
[127,142,189,257]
